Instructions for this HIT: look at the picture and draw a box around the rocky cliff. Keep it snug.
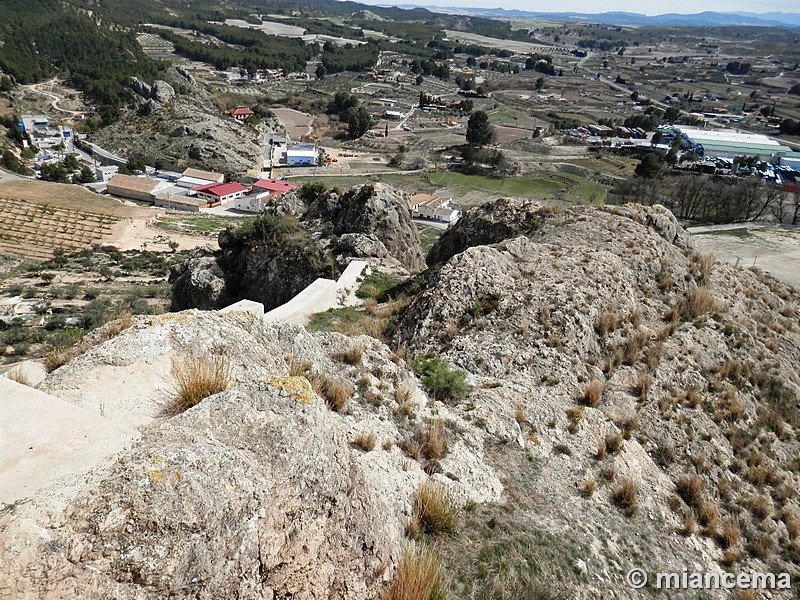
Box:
[170,183,424,312]
[3,199,799,599]
[91,67,285,175]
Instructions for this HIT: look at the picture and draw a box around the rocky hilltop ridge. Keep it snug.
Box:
[2,198,799,599]
[170,183,424,312]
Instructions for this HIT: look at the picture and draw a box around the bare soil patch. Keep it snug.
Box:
[493,125,535,144]
[692,225,800,289]
[272,108,314,141]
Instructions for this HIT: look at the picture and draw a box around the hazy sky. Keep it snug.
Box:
[361,0,800,15]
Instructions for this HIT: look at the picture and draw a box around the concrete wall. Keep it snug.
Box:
[0,378,139,504]
[264,278,337,325]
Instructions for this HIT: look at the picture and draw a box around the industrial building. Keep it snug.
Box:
[106,174,171,202]
[285,144,316,166]
[659,126,793,160]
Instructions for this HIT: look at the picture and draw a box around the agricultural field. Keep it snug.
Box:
[0,181,149,261]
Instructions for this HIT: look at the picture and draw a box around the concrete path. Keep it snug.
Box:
[0,378,139,505]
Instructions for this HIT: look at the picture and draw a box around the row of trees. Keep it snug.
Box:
[613,167,799,224]
[321,42,380,73]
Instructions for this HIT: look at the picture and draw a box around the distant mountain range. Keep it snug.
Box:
[392,6,800,28]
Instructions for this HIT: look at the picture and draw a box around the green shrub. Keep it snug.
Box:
[412,355,470,402]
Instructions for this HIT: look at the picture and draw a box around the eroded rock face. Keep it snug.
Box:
[170,184,425,311]
[0,312,502,599]
[151,80,175,104]
[308,184,425,273]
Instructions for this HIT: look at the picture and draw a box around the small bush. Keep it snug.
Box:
[412,355,470,402]
[381,544,444,600]
[612,478,639,511]
[412,480,457,537]
[582,477,597,497]
[169,354,230,415]
[583,380,604,407]
[682,512,699,536]
[354,431,377,452]
[554,443,572,456]
[595,438,607,460]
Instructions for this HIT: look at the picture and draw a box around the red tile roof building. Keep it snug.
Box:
[251,179,299,195]
[192,182,249,205]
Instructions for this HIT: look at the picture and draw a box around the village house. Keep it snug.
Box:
[176,167,225,189]
[233,179,299,213]
[192,182,248,206]
[251,179,298,196]
[227,106,255,121]
[94,165,119,183]
[106,174,171,202]
[409,194,461,224]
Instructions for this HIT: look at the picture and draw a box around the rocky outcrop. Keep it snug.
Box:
[425,197,549,267]
[308,183,425,272]
[151,80,175,104]
[0,311,501,598]
[169,253,231,311]
[171,184,425,311]
[393,201,800,598]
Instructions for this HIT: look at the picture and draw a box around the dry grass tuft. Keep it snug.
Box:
[690,252,716,285]
[395,381,416,418]
[594,438,607,460]
[583,380,604,407]
[423,418,447,460]
[411,480,457,537]
[682,512,699,536]
[381,544,444,600]
[633,371,653,402]
[310,374,352,412]
[582,476,597,497]
[679,287,717,320]
[605,432,624,454]
[337,345,364,366]
[717,517,741,549]
[5,367,31,386]
[168,354,230,415]
[514,404,527,424]
[675,474,704,508]
[286,354,312,377]
[595,312,621,336]
[612,478,639,511]
[97,314,134,343]
[353,431,377,452]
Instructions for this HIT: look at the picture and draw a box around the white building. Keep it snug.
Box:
[410,194,461,224]
[192,182,248,205]
[94,165,119,182]
[232,191,271,213]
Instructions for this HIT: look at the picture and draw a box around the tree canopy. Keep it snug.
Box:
[466,111,493,147]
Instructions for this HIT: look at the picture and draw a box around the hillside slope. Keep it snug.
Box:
[1,200,798,599]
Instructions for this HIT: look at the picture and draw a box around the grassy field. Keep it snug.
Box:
[155,214,253,237]
[427,171,608,204]
[489,110,541,130]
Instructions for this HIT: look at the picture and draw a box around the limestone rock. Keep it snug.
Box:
[169,254,230,311]
[151,80,175,104]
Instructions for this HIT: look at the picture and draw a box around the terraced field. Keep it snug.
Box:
[0,181,148,261]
